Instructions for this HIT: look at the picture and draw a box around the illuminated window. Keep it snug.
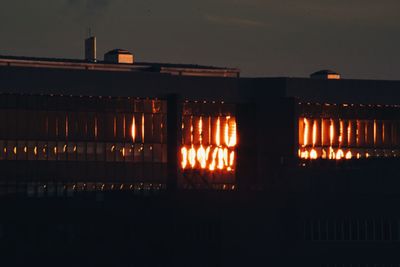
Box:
[48,142,57,161]
[17,141,27,161]
[37,142,48,161]
[6,141,16,160]
[57,142,67,161]
[67,143,76,161]
[115,143,124,162]
[298,103,400,160]
[180,102,237,179]
[124,143,134,162]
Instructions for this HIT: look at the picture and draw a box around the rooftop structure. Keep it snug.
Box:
[310,69,341,79]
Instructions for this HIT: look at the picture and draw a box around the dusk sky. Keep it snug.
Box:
[0,0,399,79]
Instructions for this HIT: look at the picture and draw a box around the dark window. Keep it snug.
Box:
[106,143,115,162]
[96,143,105,161]
[48,142,57,161]
[77,142,86,161]
[124,143,134,162]
[134,144,144,162]
[86,142,96,161]
[57,142,67,161]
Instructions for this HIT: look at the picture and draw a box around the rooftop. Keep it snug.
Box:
[0,54,240,78]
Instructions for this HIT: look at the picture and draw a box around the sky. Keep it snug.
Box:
[0,0,399,79]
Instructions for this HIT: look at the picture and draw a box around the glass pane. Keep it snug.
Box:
[134,144,143,162]
[106,143,115,161]
[144,114,153,143]
[124,113,134,142]
[77,142,86,161]
[96,143,105,161]
[37,142,48,161]
[153,144,162,163]
[67,143,76,161]
[115,143,124,162]
[57,142,67,161]
[86,142,96,161]
[124,143,134,162]
[161,114,167,144]
[7,141,16,160]
[48,142,57,161]
[87,112,96,139]
[152,100,162,113]
[134,113,143,143]
[0,140,6,160]
[144,144,153,162]
[17,141,27,161]
[27,142,37,161]
[153,114,162,143]
[116,114,125,140]
[134,99,144,113]
[162,144,168,163]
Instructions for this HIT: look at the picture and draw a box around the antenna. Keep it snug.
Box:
[86,27,93,38]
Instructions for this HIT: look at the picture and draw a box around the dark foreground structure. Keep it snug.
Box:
[1,53,400,266]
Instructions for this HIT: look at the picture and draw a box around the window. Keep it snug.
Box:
[37,142,48,161]
[86,142,96,161]
[48,142,57,161]
[77,142,86,161]
[106,143,115,162]
[96,143,105,161]
[67,142,76,161]
[57,142,67,161]
[124,143,134,162]
[134,144,144,162]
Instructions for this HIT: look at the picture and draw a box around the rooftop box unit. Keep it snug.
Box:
[310,70,341,80]
[104,49,134,64]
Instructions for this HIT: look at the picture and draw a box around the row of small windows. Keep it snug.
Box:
[0,182,236,197]
[0,140,167,163]
[0,109,167,143]
[0,182,166,198]
[304,218,400,242]
[0,94,167,113]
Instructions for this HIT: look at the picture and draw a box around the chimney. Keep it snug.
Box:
[85,36,97,62]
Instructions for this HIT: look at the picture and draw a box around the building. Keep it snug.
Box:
[1,49,400,266]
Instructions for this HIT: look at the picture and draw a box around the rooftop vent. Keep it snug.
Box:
[310,70,341,80]
[104,49,134,64]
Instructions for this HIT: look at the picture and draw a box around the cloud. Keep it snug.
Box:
[204,14,266,28]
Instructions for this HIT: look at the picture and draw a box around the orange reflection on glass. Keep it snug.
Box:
[197,145,207,169]
[299,117,375,161]
[131,116,136,142]
[141,114,145,143]
[180,116,237,172]
[181,147,188,169]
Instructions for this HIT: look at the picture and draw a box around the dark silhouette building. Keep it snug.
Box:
[1,54,400,266]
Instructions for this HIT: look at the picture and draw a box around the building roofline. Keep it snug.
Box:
[0,55,240,77]
[241,76,400,83]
